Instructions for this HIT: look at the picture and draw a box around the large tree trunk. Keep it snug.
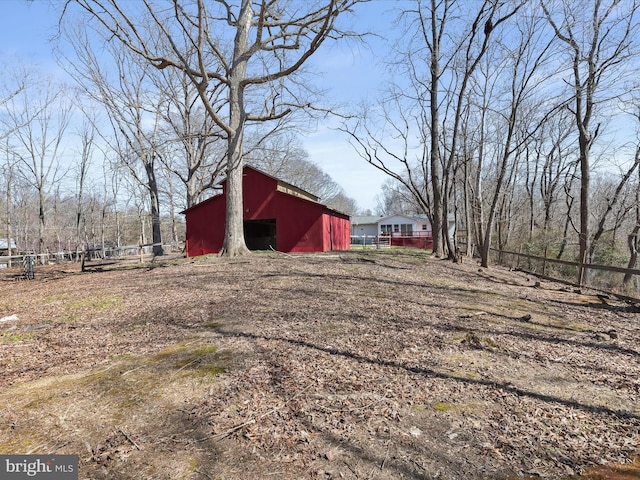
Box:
[38,188,46,256]
[577,131,590,284]
[442,190,456,259]
[220,0,252,257]
[624,167,640,285]
[463,158,474,257]
[145,161,164,257]
[429,0,444,258]
[6,167,13,268]
[623,225,639,285]
[221,79,248,257]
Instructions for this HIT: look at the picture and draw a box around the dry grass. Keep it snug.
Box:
[0,250,639,479]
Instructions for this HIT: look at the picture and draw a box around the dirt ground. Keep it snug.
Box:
[0,249,639,479]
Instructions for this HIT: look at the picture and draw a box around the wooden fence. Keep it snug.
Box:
[0,243,181,278]
[489,247,640,300]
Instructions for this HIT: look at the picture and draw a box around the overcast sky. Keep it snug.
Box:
[0,0,402,213]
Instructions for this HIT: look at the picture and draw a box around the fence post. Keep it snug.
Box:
[578,249,587,286]
[23,255,34,280]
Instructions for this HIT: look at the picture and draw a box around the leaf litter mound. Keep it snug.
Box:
[0,250,638,479]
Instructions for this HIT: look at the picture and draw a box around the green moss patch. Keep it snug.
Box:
[0,336,228,454]
[433,401,454,412]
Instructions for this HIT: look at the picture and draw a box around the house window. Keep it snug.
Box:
[380,224,392,234]
[400,224,413,234]
[422,224,428,230]
[393,224,399,233]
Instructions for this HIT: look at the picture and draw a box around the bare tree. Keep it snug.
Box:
[475,10,554,267]
[589,149,640,260]
[542,0,640,284]
[73,117,97,256]
[61,31,166,256]
[423,0,524,259]
[343,0,523,259]
[556,164,579,260]
[1,67,30,262]
[158,158,181,247]
[535,112,575,236]
[153,66,226,208]
[246,131,356,211]
[0,67,29,143]
[68,0,361,256]
[341,99,433,221]
[3,82,72,255]
[623,165,639,285]
[107,158,124,249]
[2,144,17,266]
[375,179,423,216]
[10,176,36,252]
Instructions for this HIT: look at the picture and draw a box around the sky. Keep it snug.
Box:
[0,0,397,213]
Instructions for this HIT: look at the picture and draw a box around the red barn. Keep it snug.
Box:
[182,166,351,256]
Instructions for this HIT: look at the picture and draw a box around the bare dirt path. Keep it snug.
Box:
[0,250,638,479]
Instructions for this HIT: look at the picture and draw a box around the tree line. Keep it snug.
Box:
[344,0,640,283]
[2,0,639,283]
[0,0,359,257]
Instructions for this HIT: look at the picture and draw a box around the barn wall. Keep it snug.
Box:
[251,191,325,252]
[322,212,350,251]
[230,168,278,212]
[184,167,351,256]
[240,168,341,252]
[184,195,225,257]
[334,214,351,250]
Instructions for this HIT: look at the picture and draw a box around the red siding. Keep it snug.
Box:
[390,236,433,249]
[388,231,433,249]
[183,167,350,256]
[329,212,351,250]
[184,194,226,257]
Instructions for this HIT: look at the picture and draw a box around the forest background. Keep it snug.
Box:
[0,0,639,282]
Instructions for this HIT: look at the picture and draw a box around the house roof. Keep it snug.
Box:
[351,214,430,226]
[350,215,384,225]
[0,238,17,250]
[378,214,429,223]
[353,213,454,225]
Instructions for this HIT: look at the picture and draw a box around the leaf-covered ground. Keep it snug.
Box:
[0,250,639,479]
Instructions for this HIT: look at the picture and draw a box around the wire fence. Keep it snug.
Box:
[350,235,390,248]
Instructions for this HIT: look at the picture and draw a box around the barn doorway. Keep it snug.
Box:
[244,219,277,251]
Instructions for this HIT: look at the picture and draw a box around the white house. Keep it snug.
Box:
[377,214,432,236]
[351,214,455,239]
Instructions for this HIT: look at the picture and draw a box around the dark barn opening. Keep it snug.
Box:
[244,219,277,251]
